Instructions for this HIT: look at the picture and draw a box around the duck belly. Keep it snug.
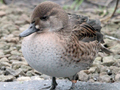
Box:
[22,33,86,77]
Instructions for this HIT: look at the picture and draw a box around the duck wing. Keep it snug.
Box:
[68,13,104,43]
[70,19,112,55]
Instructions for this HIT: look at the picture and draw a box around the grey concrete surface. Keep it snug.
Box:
[0,80,120,90]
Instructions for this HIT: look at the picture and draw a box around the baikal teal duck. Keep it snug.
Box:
[19,1,111,90]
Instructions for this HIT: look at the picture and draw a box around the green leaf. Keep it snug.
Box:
[75,0,84,11]
[0,0,4,3]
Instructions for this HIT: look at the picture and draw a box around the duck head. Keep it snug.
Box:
[19,1,68,37]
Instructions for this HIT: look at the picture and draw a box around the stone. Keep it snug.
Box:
[102,56,115,66]
[89,73,99,81]
[109,66,120,74]
[78,71,89,81]
[107,69,112,76]
[10,50,21,56]
[99,75,111,83]
[0,43,10,50]
[88,79,95,83]
[0,50,4,58]
[40,74,50,80]
[115,74,120,81]
[1,66,6,71]
[5,37,19,43]
[0,5,8,10]
[3,50,11,54]
[20,65,32,72]
[104,39,117,47]
[15,7,24,14]
[0,57,9,62]
[110,44,120,54]
[7,26,18,33]
[12,64,20,70]
[3,45,10,50]
[11,60,27,64]
[17,76,31,81]
[115,30,120,39]
[11,61,28,69]
[0,62,11,67]
[20,14,30,23]
[5,68,24,76]
[15,20,26,25]
[97,65,108,73]
[88,67,97,73]
[100,72,107,76]
[16,44,21,50]
[26,71,34,77]
[0,42,6,49]
[0,70,5,75]
[83,70,90,74]
[19,24,29,31]
[20,57,26,61]
[0,11,6,17]
[6,34,14,38]
[0,75,14,82]
[33,69,41,75]
[116,59,120,67]
[12,31,21,37]
[114,55,120,59]
[4,68,16,75]
[93,57,102,65]
[8,56,21,60]
[31,76,44,80]
[4,54,11,58]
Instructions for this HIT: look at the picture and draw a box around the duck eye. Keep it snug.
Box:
[40,16,48,21]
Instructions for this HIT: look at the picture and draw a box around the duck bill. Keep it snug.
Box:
[19,23,38,37]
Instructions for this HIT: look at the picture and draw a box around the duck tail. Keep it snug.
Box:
[100,44,112,55]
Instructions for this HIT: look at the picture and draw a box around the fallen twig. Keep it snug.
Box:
[2,0,15,4]
[111,0,119,17]
[100,0,119,22]
[105,35,120,41]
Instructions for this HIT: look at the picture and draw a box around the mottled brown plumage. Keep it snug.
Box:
[19,1,111,90]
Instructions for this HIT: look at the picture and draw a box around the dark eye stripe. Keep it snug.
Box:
[40,16,48,21]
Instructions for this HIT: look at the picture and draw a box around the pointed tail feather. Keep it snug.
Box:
[100,44,112,55]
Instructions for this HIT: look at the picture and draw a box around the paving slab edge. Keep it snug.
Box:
[0,80,120,90]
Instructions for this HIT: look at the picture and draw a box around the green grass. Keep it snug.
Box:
[116,9,120,14]
[63,5,70,10]
[74,0,84,11]
[98,6,108,16]
[0,0,4,3]
[63,0,84,10]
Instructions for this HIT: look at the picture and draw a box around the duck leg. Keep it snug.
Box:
[41,77,58,90]
[69,82,75,90]
[69,74,78,90]
[50,77,58,90]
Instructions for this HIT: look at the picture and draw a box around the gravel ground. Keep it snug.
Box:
[0,0,120,85]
